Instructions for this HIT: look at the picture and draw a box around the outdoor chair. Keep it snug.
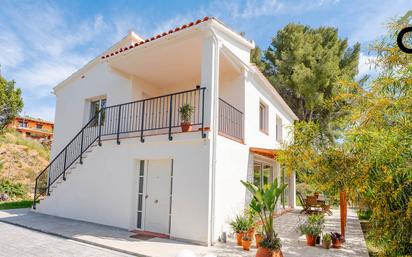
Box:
[297,192,310,214]
[306,195,322,214]
[321,203,333,216]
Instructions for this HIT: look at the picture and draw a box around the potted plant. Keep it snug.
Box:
[331,232,344,248]
[255,225,264,248]
[245,208,257,239]
[242,234,253,251]
[241,179,287,257]
[230,214,249,246]
[178,104,194,132]
[322,233,332,249]
[297,214,325,246]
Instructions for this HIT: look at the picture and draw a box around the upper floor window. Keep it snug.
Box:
[36,124,43,129]
[19,121,28,128]
[89,98,107,126]
[259,101,268,133]
[276,115,283,142]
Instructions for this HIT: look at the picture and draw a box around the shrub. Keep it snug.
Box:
[298,214,325,236]
[0,180,27,198]
[322,233,332,243]
[230,214,249,233]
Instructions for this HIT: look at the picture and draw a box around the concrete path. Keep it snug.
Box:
[0,222,133,257]
[0,208,368,257]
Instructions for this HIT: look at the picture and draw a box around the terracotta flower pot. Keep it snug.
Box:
[247,227,255,239]
[242,239,252,251]
[305,235,317,246]
[256,247,283,257]
[255,233,263,248]
[322,240,331,249]
[236,232,243,246]
[180,122,192,132]
[332,238,342,248]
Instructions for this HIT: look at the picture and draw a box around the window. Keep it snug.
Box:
[259,102,268,133]
[36,124,43,129]
[253,161,274,187]
[276,115,283,142]
[19,121,28,128]
[136,160,145,229]
[89,98,106,126]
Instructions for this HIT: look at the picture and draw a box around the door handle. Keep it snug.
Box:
[154,200,158,203]
[145,195,148,199]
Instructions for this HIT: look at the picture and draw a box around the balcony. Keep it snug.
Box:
[218,98,244,142]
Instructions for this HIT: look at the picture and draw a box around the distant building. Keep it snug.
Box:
[8,116,54,140]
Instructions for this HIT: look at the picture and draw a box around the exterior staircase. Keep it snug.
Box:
[33,87,207,209]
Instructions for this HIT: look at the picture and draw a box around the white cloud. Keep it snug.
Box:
[241,0,283,18]
[0,2,109,120]
[0,25,24,68]
[349,1,412,44]
[23,104,56,122]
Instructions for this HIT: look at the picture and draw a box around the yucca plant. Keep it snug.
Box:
[241,179,287,251]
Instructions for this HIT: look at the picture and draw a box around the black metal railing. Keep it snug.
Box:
[33,87,206,209]
[218,98,243,141]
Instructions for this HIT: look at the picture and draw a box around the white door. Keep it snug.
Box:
[144,159,172,234]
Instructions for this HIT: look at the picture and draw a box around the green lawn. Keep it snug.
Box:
[0,199,34,210]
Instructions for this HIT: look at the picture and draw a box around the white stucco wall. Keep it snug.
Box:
[213,135,249,240]
[38,133,211,245]
[52,63,135,158]
[243,71,295,149]
[213,25,252,64]
[219,72,244,112]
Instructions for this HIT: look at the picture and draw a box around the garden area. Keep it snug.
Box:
[227,12,411,257]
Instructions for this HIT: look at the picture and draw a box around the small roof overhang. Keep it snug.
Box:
[250,147,279,159]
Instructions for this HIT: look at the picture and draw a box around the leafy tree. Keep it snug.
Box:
[0,69,23,130]
[263,24,360,141]
[279,13,412,256]
[250,46,267,71]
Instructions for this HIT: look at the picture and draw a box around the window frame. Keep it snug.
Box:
[253,161,274,188]
[88,97,107,127]
[276,115,283,142]
[19,121,28,128]
[259,101,268,134]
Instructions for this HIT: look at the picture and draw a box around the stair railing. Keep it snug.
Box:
[33,87,206,209]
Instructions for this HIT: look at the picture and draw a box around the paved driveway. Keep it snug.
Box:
[0,222,133,257]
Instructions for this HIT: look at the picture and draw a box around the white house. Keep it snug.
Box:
[33,17,298,246]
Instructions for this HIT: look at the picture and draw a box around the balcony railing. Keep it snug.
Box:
[33,87,206,209]
[218,98,244,141]
[32,87,246,209]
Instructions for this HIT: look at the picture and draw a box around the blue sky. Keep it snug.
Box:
[0,0,411,121]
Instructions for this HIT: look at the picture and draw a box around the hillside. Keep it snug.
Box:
[0,131,50,193]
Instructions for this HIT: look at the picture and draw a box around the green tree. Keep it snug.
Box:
[279,13,412,256]
[0,69,23,130]
[250,46,267,71]
[264,24,360,140]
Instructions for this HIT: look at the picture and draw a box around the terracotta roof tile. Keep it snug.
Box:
[101,16,211,59]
